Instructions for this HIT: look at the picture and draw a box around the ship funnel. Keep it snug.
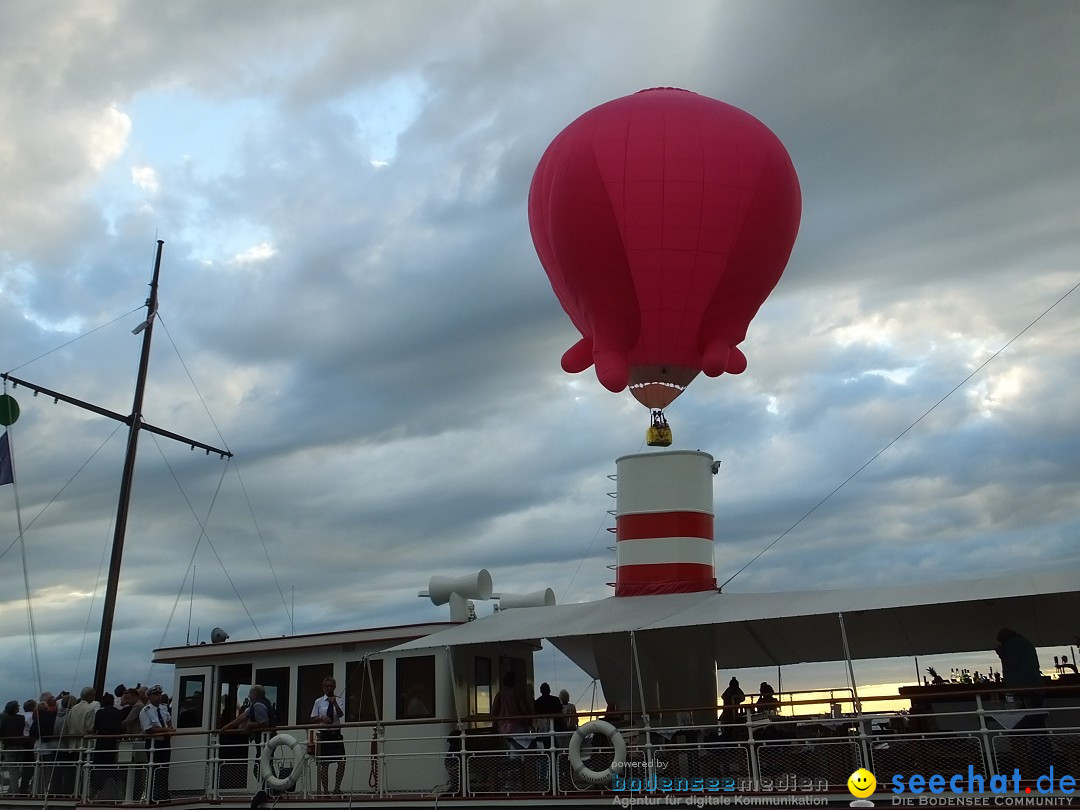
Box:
[614,450,716,596]
[497,588,556,610]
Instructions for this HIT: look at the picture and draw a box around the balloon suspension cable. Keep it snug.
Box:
[650,410,669,429]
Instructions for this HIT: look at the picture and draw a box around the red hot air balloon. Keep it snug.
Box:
[528,88,801,433]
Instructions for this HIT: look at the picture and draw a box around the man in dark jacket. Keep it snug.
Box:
[996,627,1044,707]
[534,683,563,732]
[2,700,32,795]
[90,693,125,799]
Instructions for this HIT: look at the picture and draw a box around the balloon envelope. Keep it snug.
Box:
[529,88,801,409]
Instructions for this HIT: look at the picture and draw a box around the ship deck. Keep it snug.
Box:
[2,686,1078,809]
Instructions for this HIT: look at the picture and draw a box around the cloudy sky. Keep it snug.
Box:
[2,1,1080,707]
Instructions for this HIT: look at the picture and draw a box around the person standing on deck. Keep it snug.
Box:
[52,694,78,795]
[492,671,533,749]
[559,689,579,731]
[67,686,99,740]
[121,687,145,735]
[221,685,272,735]
[221,685,273,779]
[754,682,779,714]
[1,700,32,796]
[720,677,746,740]
[534,682,563,731]
[90,692,125,800]
[533,681,563,760]
[310,676,346,795]
[996,627,1044,708]
[29,693,57,795]
[139,685,174,803]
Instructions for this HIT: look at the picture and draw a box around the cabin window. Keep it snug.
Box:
[298,663,334,721]
[473,657,492,716]
[396,655,436,719]
[256,666,290,726]
[217,664,253,729]
[176,674,206,729]
[346,659,383,722]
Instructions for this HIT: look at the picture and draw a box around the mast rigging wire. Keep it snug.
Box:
[157,315,292,626]
[3,307,143,376]
[70,514,116,695]
[2,425,44,698]
[0,430,126,564]
[148,435,262,639]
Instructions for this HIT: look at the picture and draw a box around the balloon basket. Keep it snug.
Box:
[646,425,673,447]
[646,410,672,447]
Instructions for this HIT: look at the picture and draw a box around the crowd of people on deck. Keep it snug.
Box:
[490,672,580,749]
[0,682,174,801]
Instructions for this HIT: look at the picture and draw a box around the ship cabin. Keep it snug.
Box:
[153,620,540,797]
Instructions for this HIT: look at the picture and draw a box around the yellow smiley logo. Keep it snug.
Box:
[848,768,876,798]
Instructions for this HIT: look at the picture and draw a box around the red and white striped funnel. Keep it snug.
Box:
[615,450,716,596]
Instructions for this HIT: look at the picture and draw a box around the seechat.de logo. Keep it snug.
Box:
[848,768,877,807]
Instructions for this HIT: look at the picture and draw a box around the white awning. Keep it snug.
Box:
[390,566,1080,673]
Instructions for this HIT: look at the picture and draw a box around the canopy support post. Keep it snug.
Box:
[630,631,653,774]
[837,611,860,713]
[444,646,462,726]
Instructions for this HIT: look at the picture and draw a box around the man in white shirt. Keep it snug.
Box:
[139,686,174,802]
[309,676,345,794]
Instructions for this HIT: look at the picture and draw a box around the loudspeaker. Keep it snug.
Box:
[210,627,230,644]
[498,588,556,609]
[428,570,493,606]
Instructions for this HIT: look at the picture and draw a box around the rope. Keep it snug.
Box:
[368,726,379,789]
[145,440,260,674]
[2,424,43,698]
[157,316,291,628]
[720,274,1080,590]
[0,423,125,562]
[3,307,143,376]
[151,454,234,668]
[231,461,292,628]
[155,315,232,454]
[70,513,115,695]
[0,412,123,701]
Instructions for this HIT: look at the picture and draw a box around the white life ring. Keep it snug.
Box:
[260,732,308,791]
[568,719,626,785]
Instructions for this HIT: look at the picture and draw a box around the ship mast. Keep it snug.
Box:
[2,240,232,697]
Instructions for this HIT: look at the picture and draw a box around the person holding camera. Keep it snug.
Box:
[309,677,345,794]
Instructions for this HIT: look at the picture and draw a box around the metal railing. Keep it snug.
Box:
[2,694,1077,804]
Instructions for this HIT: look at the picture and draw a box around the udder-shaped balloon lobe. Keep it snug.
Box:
[696,136,802,377]
[532,136,639,393]
[560,338,633,394]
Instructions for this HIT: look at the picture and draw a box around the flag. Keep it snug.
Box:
[0,431,13,486]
